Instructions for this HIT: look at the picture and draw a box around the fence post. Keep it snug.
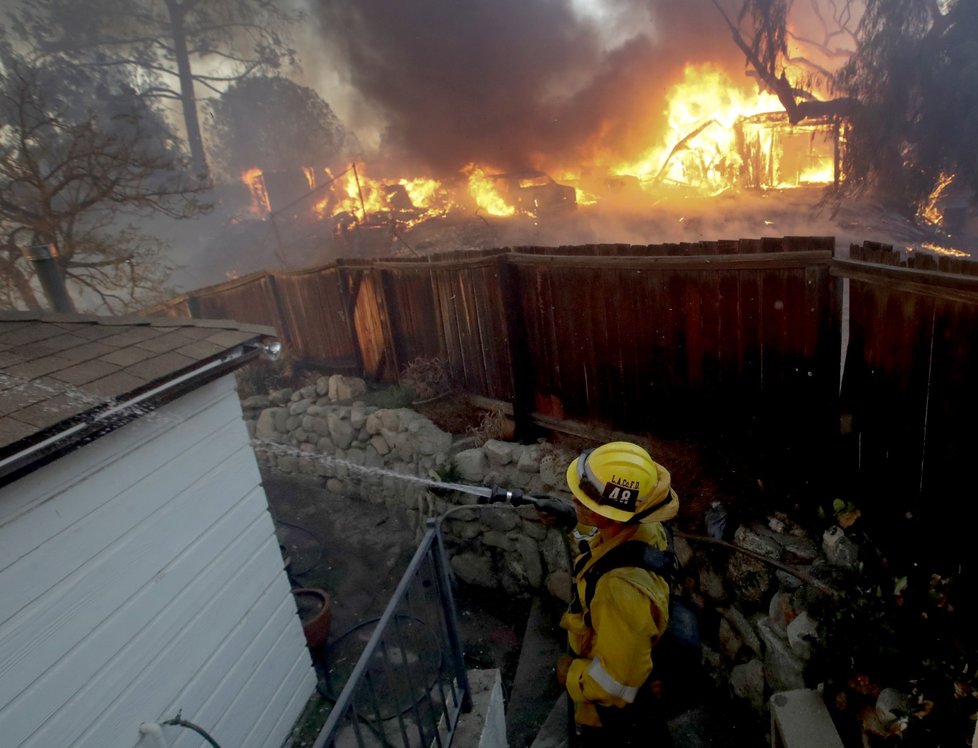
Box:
[498,252,536,440]
[266,272,297,357]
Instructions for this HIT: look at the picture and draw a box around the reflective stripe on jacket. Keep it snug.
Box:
[560,523,671,727]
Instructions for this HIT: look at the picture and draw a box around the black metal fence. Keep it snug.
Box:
[312,522,471,748]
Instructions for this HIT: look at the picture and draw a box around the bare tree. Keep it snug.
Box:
[710,0,860,122]
[0,49,207,312]
[9,0,300,177]
[835,0,972,213]
[714,0,977,215]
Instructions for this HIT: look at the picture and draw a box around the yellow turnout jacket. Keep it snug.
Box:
[560,522,672,727]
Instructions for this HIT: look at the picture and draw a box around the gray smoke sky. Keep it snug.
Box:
[307,0,746,175]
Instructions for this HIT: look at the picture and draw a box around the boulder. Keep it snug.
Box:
[482,505,520,532]
[241,394,271,410]
[269,388,293,405]
[350,403,369,430]
[451,552,496,588]
[455,448,488,483]
[327,413,355,450]
[335,376,368,401]
[517,444,542,473]
[786,611,818,660]
[757,617,806,692]
[255,408,284,439]
[288,398,312,416]
[370,434,391,456]
[720,607,762,657]
[730,659,765,711]
[484,439,514,467]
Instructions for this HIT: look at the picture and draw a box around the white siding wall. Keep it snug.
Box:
[0,375,315,748]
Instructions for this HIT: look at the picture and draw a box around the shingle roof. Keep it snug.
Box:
[0,312,275,456]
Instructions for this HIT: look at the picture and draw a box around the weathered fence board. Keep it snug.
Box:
[836,242,978,578]
[271,267,359,371]
[153,239,838,440]
[188,272,281,332]
[336,263,395,381]
[499,244,836,436]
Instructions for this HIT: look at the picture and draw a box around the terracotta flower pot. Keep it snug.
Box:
[292,588,332,650]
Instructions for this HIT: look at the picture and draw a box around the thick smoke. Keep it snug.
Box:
[312,0,745,176]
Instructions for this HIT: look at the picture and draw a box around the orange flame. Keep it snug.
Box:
[241,168,271,217]
[463,164,515,216]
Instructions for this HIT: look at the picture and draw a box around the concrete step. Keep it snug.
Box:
[524,698,736,748]
[505,597,567,748]
[529,694,569,748]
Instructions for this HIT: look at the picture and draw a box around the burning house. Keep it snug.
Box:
[233,59,846,260]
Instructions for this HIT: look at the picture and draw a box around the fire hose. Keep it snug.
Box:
[443,483,837,597]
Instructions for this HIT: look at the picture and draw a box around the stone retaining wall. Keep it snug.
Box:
[242,375,580,601]
[242,375,882,730]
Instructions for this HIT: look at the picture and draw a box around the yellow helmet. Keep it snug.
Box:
[566,441,679,524]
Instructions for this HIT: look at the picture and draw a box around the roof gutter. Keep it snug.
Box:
[0,344,260,488]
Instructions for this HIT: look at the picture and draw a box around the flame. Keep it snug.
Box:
[920,242,969,258]
[610,64,836,193]
[254,63,845,235]
[463,164,515,216]
[920,171,955,226]
[241,168,271,217]
[314,166,456,225]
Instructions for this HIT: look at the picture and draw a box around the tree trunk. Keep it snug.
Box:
[166,0,209,177]
[0,254,44,311]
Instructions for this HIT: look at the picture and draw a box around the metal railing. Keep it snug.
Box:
[312,520,472,748]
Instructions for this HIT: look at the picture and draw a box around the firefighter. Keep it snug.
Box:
[557,441,679,747]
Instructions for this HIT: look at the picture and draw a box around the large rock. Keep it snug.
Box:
[289,398,312,416]
[255,408,285,439]
[517,444,542,473]
[269,388,293,405]
[482,505,520,532]
[327,413,355,449]
[241,394,271,410]
[482,530,514,551]
[350,403,369,430]
[370,434,391,456]
[514,536,544,588]
[786,611,818,660]
[758,617,806,692]
[730,659,765,711]
[484,440,514,467]
[540,528,572,575]
[451,552,496,587]
[720,607,762,657]
[365,412,384,435]
[455,448,488,483]
[410,420,452,456]
[335,375,368,401]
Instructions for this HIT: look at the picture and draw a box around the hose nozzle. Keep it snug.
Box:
[487,485,577,529]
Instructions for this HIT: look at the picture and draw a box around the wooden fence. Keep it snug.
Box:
[834,242,978,577]
[158,235,978,603]
[159,237,839,436]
